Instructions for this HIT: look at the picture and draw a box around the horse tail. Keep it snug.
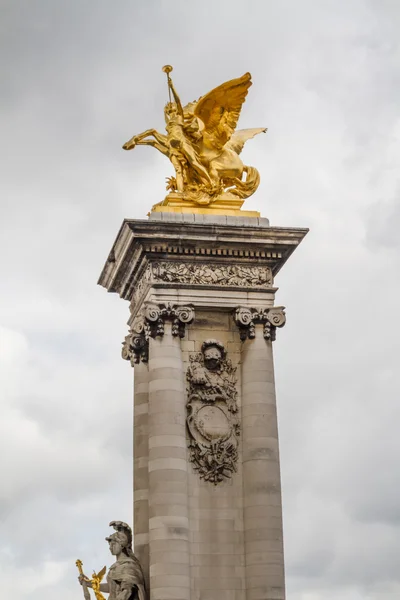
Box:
[229,166,260,199]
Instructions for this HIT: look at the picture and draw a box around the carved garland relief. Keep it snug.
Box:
[186,339,239,485]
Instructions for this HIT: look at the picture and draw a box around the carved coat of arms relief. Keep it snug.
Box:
[186,339,240,484]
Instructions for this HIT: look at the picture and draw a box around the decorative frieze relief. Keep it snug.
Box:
[186,339,240,485]
[152,261,273,287]
[129,261,274,310]
[130,264,152,310]
[122,303,195,365]
[234,306,286,341]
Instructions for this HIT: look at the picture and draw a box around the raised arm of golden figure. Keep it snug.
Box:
[163,65,184,117]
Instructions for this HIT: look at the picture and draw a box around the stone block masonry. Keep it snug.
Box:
[98,213,308,600]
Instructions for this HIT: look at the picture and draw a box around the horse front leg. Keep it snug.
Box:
[133,138,170,158]
[122,129,158,151]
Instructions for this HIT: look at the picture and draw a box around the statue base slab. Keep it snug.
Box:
[150,192,260,217]
[150,205,260,217]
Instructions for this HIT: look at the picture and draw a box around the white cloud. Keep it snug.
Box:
[0,558,69,595]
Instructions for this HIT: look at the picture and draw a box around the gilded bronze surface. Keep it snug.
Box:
[76,560,106,600]
[123,67,267,211]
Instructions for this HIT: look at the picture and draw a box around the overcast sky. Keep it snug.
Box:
[1,0,400,598]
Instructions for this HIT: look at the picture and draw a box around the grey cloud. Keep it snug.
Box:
[365,189,400,249]
[1,0,400,598]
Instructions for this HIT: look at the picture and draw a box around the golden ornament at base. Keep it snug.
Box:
[150,192,260,217]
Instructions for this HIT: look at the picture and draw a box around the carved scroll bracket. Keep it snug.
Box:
[234,306,286,341]
[122,303,195,365]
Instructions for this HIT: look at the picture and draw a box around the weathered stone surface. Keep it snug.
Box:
[77,521,147,600]
[98,215,308,600]
[148,212,271,228]
[98,218,308,313]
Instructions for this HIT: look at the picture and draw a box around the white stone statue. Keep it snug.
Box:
[77,521,146,600]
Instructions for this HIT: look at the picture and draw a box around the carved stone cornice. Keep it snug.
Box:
[98,219,309,303]
[122,303,195,365]
[234,306,286,341]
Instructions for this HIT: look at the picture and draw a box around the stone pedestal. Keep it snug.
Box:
[98,213,307,600]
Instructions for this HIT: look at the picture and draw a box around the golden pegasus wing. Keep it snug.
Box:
[194,73,252,150]
[225,127,267,155]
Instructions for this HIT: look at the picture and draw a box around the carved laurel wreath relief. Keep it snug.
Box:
[186,339,239,485]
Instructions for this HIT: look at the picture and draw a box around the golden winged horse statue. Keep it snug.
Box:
[123,66,266,208]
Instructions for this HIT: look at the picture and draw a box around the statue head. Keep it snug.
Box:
[164,102,178,119]
[201,339,226,371]
[106,521,133,557]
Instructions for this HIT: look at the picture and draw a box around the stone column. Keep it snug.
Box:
[133,360,150,591]
[147,319,191,600]
[99,216,308,600]
[236,308,286,600]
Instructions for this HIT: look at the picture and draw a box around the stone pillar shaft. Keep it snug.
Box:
[241,325,285,600]
[148,322,191,600]
[133,361,150,591]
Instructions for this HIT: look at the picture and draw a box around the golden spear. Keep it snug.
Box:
[76,559,91,600]
[162,65,173,102]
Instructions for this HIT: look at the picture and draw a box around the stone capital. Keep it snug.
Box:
[122,302,195,365]
[121,332,148,366]
[234,306,286,341]
[143,302,195,338]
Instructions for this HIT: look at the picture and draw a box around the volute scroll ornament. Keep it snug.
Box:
[234,306,286,341]
[186,339,239,485]
[122,332,148,366]
[144,302,195,338]
[122,303,195,365]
